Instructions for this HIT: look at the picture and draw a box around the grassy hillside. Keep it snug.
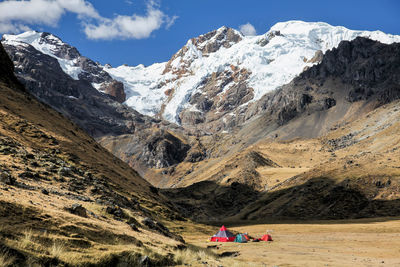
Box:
[0,43,187,266]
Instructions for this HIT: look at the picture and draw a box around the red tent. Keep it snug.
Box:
[260,234,273,241]
[210,225,235,242]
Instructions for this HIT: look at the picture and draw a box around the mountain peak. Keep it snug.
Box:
[3,30,81,61]
[2,30,118,91]
[190,26,243,54]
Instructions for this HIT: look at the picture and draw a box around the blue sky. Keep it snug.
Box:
[1,0,399,66]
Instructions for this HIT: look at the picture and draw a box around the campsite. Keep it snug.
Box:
[170,218,400,266]
[209,225,271,243]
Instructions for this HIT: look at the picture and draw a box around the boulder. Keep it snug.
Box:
[0,171,15,185]
[106,205,124,218]
[67,203,87,217]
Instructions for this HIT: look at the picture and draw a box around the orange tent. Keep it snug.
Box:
[260,234,273,241]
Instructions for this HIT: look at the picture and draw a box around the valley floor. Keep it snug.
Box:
[178,218,400,266]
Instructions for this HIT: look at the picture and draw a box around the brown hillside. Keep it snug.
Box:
[0,43,185,266]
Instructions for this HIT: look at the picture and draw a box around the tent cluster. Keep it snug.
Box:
[210,225,273,243]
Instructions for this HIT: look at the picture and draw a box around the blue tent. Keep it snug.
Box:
[234,233,248,243]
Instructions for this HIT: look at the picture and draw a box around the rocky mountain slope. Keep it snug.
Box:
[159,37,400,222]
[3,31,125,102]
[0,42,185,265]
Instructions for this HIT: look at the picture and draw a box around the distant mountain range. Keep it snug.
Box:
[3,21,400,133]
[2,21,400,222]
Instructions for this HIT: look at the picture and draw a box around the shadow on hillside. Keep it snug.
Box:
[161,176,400,225]
[161,181,260,223]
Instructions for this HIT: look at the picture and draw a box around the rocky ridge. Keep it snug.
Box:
[2,31,126,102]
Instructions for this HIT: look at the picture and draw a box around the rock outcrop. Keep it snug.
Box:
[139,130,190,168]
[100,80,126,103]
[301,37,400,104]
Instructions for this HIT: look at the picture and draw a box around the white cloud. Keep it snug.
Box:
[165,15,178,30]
[0,0,99,32]
[239,22,257,36]
[0,22,31,34]
[84,7,166,40]
[57,0,100,19]
[0,0,176,40]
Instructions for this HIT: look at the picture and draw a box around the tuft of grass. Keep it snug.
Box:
[50,241,65,259]
[19,228,34,249]
[0,251,15,267]
[174,245,217,265]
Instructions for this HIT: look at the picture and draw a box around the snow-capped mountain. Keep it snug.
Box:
[109,21,400,126]
[2,31,126,103]
[3,21,400,131]
[3,31,83,79]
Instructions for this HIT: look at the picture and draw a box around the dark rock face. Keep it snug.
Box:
[141,217,185,243]
[40,32,80,59]
[0,171,15,185]
[10,32,115,90]
[162,181,259,221]
[76,56,113,84]
[139,130,190,168]
[179,66,253,132]
[0,43,24,88]
[256,30,283,47]
[22,32,117,88]
[106,205,125,218]
[301,37,400,104]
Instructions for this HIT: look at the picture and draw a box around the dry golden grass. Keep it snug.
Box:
[19,229,34,249]
[0,252,15,267]
[49,241,65,259]
[174,244,217,265]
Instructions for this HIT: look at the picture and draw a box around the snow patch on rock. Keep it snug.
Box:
[3,31,83,80]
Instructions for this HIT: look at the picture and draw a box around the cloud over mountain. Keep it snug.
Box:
[239,22,256,36]
[0,0,175,40]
